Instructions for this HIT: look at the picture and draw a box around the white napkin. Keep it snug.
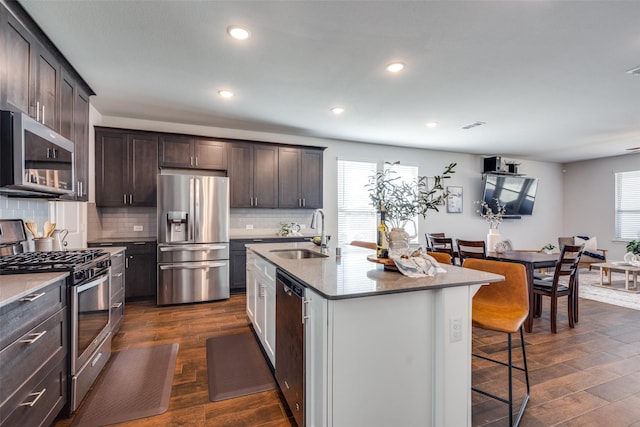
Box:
[390,252,447,277]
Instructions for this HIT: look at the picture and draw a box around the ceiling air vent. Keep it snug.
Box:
[462,121,486,130]
[626,66,640,76]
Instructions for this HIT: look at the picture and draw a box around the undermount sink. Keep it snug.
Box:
[271,249,328,259]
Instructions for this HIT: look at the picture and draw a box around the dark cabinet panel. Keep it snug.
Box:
[278,147,300,209]
[194,139,227,170]
[34,46,58,131]
[130,133,159,206]
[59,72,74,140]
[253,145,278,208]
[95,130,128,206]
[73,86,90,200]
[229,144,253,208]
[300,149,323,209]
[159,135,192,168]
[3,14,34,114]
[278,147,323,209]
[95,128,158,207]
[159,136,227,170]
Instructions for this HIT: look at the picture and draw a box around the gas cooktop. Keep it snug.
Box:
[0,249,108,274]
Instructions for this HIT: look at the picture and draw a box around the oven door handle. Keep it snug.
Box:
[159,245,227,252]
[76,272,110,292]
[160,262,226,270]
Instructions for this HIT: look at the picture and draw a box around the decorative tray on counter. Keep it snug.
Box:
[366,254,398,271]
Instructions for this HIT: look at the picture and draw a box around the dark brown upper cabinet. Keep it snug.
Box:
[278,147,324,209]
[159,136,227,170]
[229,143,278,208]
[95,128,158,207]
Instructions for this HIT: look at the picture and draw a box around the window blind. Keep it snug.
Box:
[337,160,377,246]
[615,170,640,239]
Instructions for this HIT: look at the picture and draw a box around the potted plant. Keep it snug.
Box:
[541,243,556,254]
[627,240,640,255]
[625,240,640,266]
[366,161,456,249]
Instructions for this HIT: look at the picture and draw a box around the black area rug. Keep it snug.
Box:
[71,343,179,427]
[206,332,276,402]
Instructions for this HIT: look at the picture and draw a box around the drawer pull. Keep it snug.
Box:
[113,273,123,278]
[19,330,47,344]
[112,302,123,309]
[20,293,45,302]
[19,388,46,407]
[133,242,146,245]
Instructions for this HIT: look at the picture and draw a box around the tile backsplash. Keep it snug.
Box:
[0,195,50,225]
[230,208,316,235]
[87,203,157,240]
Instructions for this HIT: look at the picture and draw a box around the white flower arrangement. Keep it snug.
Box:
[476,199,507,230]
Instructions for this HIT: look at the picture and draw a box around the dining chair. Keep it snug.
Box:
[425,233,445,251]
[532,244,584,333]
[349,241,377,250]
[456,239,487,261]
[426,251,452,264]
[463,258,530,427]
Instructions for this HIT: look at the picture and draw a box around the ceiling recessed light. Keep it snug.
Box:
[227,26,251,40]
[331,107,345,115]
[386,62,405,73]
[425,121,438,128]
[218,90,234,98]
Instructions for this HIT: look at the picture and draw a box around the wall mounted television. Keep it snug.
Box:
[482,175,539,217]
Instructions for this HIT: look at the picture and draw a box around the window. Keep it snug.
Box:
[337,160,419,246]
[615,170,640,239]
[337,160,377,246]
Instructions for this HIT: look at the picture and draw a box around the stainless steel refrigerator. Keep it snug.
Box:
[157,172,230,305]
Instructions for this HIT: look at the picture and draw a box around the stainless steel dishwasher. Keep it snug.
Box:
[275,269,305,427]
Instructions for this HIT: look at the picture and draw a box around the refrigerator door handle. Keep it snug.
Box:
[160,262,226,270]
[159,245,227,252]
[189,177,195,241]
[194,177,201,242]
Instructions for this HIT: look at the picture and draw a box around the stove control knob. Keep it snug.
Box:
[75,270,85,282]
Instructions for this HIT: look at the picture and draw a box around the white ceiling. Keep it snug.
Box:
[19,0,640,163]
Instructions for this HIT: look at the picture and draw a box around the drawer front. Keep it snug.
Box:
[110,289,125,334]
[0,357,67,427]
[0,308,67,406]
[126,241,156,255]
[111,264,125,296]
[0,279,66,351]
[110,250,125,269]
[71,335,111,413]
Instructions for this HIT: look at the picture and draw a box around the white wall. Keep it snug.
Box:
[97,115,565,250]
[563,154,639,260]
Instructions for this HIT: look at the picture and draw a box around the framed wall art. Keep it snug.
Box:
[447,186,463,213]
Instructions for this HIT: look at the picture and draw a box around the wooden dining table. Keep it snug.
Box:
[486,251,561,332]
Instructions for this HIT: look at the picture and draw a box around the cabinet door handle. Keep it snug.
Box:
[113,273,123,278]
[41,105,45,124]
[195,157,198,166]
[36,101,40,121]
[52,148,57,158]
[112,302,123,309]
[123,194,127,205]
[19,388,46,407]
[20,292,45,302]
[190,156,194,166]
[47,147,52,158]
[125,257,129,268]
[254,197,258,206]
[129,194,133,204]
[19,330,47,344]
[302,198,306,207]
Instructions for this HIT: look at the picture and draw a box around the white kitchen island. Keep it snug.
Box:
[246,243,503,427]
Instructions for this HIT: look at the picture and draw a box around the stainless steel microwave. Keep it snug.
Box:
[0,110,75,197]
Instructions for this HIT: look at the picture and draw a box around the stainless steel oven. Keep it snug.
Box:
[71,271,111,375]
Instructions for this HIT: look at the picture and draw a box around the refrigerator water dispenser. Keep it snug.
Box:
[167,211,188,242]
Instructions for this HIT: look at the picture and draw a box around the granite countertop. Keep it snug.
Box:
[0,272,69,308]
[246,242,504,300]
[98,246,126,256]
[88,237,157,244]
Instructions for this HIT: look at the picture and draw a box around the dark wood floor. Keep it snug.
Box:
[53,294,640,427]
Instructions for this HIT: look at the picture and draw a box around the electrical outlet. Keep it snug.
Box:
[246,224,254,230]
[449,318,462,343]
[133,225,143,231]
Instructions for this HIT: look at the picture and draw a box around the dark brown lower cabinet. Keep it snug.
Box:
[89,241,157,300]
[230,237,309,293]
[0,278,67,427]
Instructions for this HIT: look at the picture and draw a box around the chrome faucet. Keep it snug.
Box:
[310,209,328,250]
